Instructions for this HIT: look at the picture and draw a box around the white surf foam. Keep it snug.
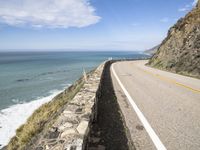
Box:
[0,89,64,148]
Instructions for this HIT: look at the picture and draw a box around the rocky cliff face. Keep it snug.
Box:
[148,1,200,78]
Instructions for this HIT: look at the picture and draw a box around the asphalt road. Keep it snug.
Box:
[111,60,200,150]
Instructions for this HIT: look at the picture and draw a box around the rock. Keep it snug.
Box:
[85,107,92,114]
[76,120,89,135]
[46,139,57,147]
[63,113,79,124]
[63,110,73,114]
[81,113,91,121]
[75,108,83,114]
[63,139,83,150]
[46,129,60,139]
[51,145,63,150]
[45,145,50,150]
[60,129,76,138]
[35,147,43,150]
[58,122,73,131]
[197,0,200,7]
[65,104,80,113]
[69,145,76,150]
[59,140,65,144]
[49,127,58,132]
[46,139,56,143]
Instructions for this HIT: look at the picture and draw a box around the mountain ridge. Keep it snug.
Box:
[144,45,160,55]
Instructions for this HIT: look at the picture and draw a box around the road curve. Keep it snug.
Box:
[111,60,200,150]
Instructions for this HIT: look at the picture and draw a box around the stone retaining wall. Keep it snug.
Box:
[84,61,133,150]
[32,62,106,150]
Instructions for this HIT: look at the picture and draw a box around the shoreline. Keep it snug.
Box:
[5,70,85,150]
[0,87,67,148]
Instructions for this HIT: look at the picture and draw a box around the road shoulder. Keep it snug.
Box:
[111,62,156,150]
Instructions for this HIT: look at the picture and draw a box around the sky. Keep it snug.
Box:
[0,0,198,51]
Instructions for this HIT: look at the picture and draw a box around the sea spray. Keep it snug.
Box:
[0,89,64,148]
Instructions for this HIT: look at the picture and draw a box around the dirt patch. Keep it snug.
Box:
[136,125,144,131]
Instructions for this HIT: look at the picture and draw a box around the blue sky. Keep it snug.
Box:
[0,0,198,51]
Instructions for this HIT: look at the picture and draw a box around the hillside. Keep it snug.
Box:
[148,1,200,78]
[144,45,159,55]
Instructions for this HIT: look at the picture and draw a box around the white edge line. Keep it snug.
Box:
[111,64,167,150]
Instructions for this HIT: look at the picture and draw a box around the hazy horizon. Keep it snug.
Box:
[0,49,145,52]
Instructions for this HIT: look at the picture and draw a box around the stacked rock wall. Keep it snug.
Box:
[30,62,106,150]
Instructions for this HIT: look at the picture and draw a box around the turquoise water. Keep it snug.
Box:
[0,51,148,147]
[0,51,147,110]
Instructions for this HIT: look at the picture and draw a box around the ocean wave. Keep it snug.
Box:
[61,83,72,87]
[11,99,26,104]
[0,88,64,148]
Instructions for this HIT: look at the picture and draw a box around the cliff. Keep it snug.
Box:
[148,1,200,78]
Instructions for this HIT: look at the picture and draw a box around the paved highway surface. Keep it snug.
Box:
[111,60,200,150]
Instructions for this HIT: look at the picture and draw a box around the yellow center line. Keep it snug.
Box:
[140,68,200,94]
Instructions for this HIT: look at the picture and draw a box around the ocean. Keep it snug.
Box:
[0,51,147,147]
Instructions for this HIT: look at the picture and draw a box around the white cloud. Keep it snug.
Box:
[0,0,101,28]
[192,0,198,6]
[178,0,198,12]
[178,4,191,12]
[160,17,169,23]
[178,8,187,12]
[131,23,140,27]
